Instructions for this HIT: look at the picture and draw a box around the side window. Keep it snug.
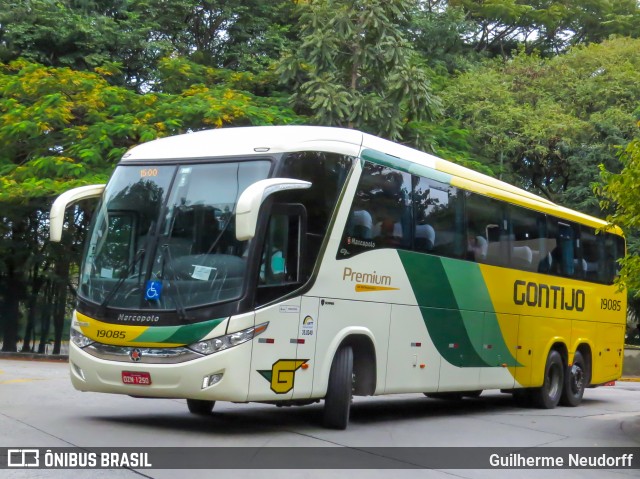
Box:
[414,176,464,259]
[581,227,606,283]
[604,233,625,284]
[465,192,506,265]
[278,151,353,269]
[546,218,582,279]
[259,213,301,286]
[339,162,412,257]
[254,204,307,307]
[509,205,547,272]
[254,202,308,308]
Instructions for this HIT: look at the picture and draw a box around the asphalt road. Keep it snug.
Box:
[1,358,638,479]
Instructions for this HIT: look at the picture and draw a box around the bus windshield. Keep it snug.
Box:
[79,161,271,311]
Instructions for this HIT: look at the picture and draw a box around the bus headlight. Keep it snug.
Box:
[188,322,268,355]
[70,328,95,348]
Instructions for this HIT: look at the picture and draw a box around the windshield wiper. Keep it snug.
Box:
[99,247,146,312]
[202,164,240,255]
[159,244,191,323]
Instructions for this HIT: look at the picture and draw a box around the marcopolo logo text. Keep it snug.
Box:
[116,314,160,323]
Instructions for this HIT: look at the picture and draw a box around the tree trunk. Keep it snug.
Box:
[38,281,53,354]
[22,272,44,352]
[2,212,29,352]
[52,256,70,355]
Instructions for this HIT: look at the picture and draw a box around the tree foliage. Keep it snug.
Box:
[0,0,298,89]
[0,59,299,202]
[2,1,640,350]
[450,0,640,56]
[598,139,640,294]
[0,58,299,351]
[442,37,640,213]
[278,0,441,146]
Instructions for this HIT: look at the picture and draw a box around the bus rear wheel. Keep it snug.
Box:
[560,351,586,407]
[323,345,354,430]
[531,350,564,409]
[186,399,215,415]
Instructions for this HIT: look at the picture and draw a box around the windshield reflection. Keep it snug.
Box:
[79,161,271,312]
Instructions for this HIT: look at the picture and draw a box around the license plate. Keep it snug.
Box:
[122,371,152,385]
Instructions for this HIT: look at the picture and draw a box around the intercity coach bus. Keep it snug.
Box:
[50,126,626,429]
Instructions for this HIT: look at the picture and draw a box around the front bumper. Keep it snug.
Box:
[69,340,252,402]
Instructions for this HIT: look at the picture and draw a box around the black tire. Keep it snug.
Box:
[531,350,564,409]
[186,399,215,415]
[323,346,354,430]
[560,350,587,407]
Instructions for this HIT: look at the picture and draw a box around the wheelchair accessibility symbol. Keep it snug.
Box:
[145,280,162,301]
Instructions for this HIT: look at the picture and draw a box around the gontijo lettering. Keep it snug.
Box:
[513,280,585,312]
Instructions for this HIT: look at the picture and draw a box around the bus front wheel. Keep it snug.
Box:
[323,345,354,430]
[560,350,586,407]
[531,350,564,409]
[186,399,215,415]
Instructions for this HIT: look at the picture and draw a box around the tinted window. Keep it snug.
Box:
[604,232,625,284]
[545,218,582,278]
[340,162,412,256]
[337,160,625,287]
[581,227,606,283]
[278,152,353,232]
[279,151,353,270]
[465,192,506,265]
[413,176,464,259]
[577,227,625,285]
[509,205,548,272]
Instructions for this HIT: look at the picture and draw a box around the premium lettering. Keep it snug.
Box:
[342,267,391,286]
[513,280,585,312]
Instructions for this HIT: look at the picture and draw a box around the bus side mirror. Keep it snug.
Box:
[236,178,311,241]
[50,184,106,242]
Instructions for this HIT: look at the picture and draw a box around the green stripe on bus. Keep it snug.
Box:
[398,250,489,367]
[360,149,452,184]
[440,259,495,312]
[483,312,520,367]
[441,259,520,367]
[133,318,225,345]
[399,250,519,368]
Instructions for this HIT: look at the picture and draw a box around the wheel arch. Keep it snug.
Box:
[340,334,377,396]
[315,327,378,397]
[550,341,569,367]
[575,342,593,385]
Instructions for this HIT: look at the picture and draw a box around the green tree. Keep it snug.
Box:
[0,0,299,88]
[0,59,300,351]
[442,38,640,214]
[598,139,640,294]
[279,0,441,146]
[408,1,481,73]
[450,0,640,57]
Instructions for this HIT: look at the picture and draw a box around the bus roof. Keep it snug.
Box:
[122,126,619,234]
